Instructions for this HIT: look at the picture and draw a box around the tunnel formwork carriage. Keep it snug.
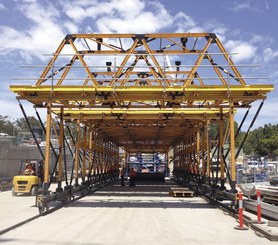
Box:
[10,33,273,212]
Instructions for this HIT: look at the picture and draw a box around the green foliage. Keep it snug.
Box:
[243,124,278,157]
[15,116,41,132]
[209,121,239,142]
[209,122,278,157]
[0,115,41,136]
[0,115,15,135]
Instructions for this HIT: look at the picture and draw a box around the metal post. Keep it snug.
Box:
[165,151,169,177]
[57,107,64,192]
[123,148,127,173]
[189,135,192,173]
[219,108,225,189]
[82,126,87,181]
[201,126,206,178]
[230,101,236,192]
[93,128,97,175]
[206,120,210,183]
[196,130,200,175]
[88,125,93,180]
[75,120,81,186]
[43,102,52,194]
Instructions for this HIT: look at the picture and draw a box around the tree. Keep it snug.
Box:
[242,124,278,157]
[209,120,239,143]
[15,116,41,132]
[0,115,15,135]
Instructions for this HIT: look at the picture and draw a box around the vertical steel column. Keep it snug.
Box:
[201,126,206,178]
[184,139,187,172]
[123,148,127,169]
[126,151,129,175]
[116,144,120,170]
[219,108,225,189]
[166,150,169,177]
[206,120,210,183]
[196,129,200,175]
[82,126,87,181]
[93,128,97,175]
[181,141,184,171]
[100,137,103,174]
[75,120,81,186]
[99,136,103,174]
[107,141,111,172]
[88,125,93,179]
[43,102,52,194]
[57,108,64,192]
[193,133,197,174]
[229,101,236,192]
[189,135,193,173]
[105,141,109,173]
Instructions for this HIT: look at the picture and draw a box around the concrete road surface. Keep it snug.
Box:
[0,180,273,244]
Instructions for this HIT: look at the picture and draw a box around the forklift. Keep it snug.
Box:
[12,159,43,196]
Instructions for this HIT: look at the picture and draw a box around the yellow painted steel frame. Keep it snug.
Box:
[10,33,273,192]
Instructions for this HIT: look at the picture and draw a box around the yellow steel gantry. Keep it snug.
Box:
[10,33,273,209]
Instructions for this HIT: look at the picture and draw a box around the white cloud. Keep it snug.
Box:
[225,40,257,63]
[232,2,251,12]
[0,98,40,120]
[0,3,5,10]
[63,21,78,34]
[263,48,278,63]
[0,1,70,62]
[62,0,146,24]
[228,1,268,13]
[62,0,196,34]
[96,11,169,33]
[211,27,228,43]
[174,12,197,33]
[0,0,203,63]
[0,0,274,74]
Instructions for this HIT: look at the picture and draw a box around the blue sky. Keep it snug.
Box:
[0,0,277,129]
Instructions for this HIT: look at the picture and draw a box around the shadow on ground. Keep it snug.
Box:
[65,180,216,209]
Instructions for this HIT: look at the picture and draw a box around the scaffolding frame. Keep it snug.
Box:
[10,33,273,212]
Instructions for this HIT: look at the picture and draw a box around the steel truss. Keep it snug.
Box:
[10,33,273,212]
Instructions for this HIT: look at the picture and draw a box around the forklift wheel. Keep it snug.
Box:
[11,187,17,196]
[31,186,38,196]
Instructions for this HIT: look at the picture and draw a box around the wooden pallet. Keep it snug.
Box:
[169,187,193,197]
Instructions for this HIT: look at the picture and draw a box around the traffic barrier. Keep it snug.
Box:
[254,189,266,224]
[234,192,249,230]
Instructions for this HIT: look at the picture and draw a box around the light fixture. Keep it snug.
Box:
[106,62,112,72]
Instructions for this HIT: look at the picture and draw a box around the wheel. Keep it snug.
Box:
[31,186,38,196]
[11,187,17,196]
[38,205,45,214]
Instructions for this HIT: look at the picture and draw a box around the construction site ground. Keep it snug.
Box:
[0,179,275,245]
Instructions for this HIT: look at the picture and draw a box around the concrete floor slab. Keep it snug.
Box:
[0,180,274,244]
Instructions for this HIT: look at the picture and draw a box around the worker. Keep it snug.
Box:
[24,163,35,175]
[120,167,125,186]
[129,167,137,187]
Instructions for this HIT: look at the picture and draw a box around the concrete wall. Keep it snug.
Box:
[0,142,43,178]
[0,141,73,179]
